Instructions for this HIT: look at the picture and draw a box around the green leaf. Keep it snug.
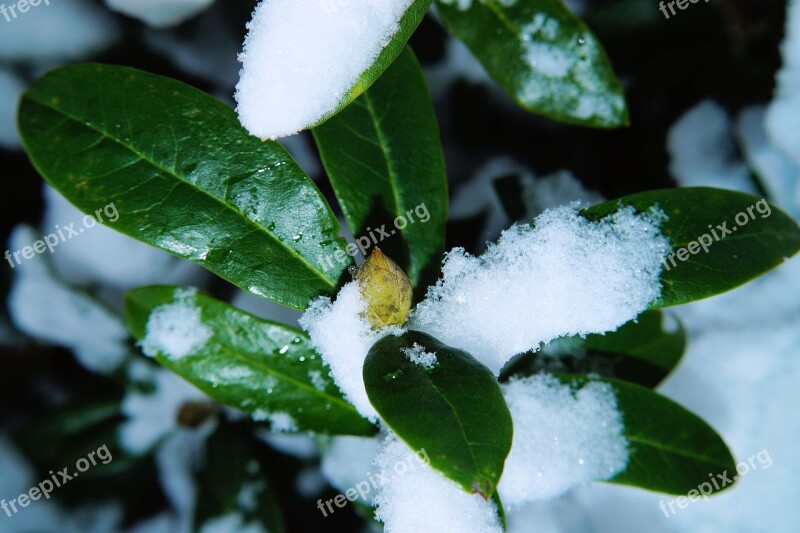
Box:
[194,423,284,533]
[363,331,512,498]
[582,187,800,307]
[436,0,628,127]
[559,376,736,495]
[124,286,376,436]
[313,1,434,130]
[313,47,447,291]
[18,64,349,310]
[574,310,685,388]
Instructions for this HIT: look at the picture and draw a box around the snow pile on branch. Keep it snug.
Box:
[0,0,117,63]
[235,0,415,139]
[373,435,503,533]
[299,282,404,421]
[411,205,669,374]
[498,374,628,509]
[142,287,213,360]
[0,69,24,149]
[105,0,216,28]
[766,0,800,170]
[667,100,756,193]
[7,226,129,375]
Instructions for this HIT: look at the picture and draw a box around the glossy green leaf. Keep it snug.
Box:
[364,331,512,498]
[194,423,284,533]
[582,187,800,308]
[557,376,736,495]
[124,286,376,436]
[18,64,349,310]
[314,47,447,290]
[574,310,685,387]
[436,0,628,127]
[312,1,434,130]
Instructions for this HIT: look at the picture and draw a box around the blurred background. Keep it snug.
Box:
[1,0,798,531]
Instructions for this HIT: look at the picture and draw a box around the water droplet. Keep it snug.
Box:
[299,356,306,362]
[291,337,302,344]
[292,233,302,242]
[279,345,289,354]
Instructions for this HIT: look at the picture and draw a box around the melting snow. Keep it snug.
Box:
[142,287,213,360]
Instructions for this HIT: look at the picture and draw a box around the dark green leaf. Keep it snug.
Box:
[559,375,736,495]
[582,187,800,307]
[314,47,447,291]
[436,0,628,127]
[194,423,284,533]
[364,331,512,498]
[18,64,349,310]
[124,286,376,436]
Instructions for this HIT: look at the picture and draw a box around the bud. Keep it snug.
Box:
[356,247,412,329]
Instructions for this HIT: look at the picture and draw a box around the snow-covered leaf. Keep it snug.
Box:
[194,423,284,532]
[18,64,349,310]
[436,0,628,127]
[557,376,737,495]
[313,47,448,290]
[236,0,433,139]
[583,187,800,308]
[363,331,512,498]
[124,286,376,436]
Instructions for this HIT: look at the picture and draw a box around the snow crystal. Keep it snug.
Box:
[235,0,415,139]
[299,282,404,420]
[402,342,438,370]
[321,436,382,503]
[667,100,756,193]
[373,435,502,533]
[7,226,129,374]
[105,0,215,28]
[498,374,628,509]
[0,0,117,63]
[411,205,669,375]
[0,68,24,149]
[142,287,212,360]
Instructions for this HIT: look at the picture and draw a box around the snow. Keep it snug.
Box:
[0,68,24,149]
[199,513,266,533]
[498,374,629,510]
[7,225,129,374]
[667,100,756,193]
[766,0,800,171]
[299,281,404,421]
[0,0,117,63]
[119,363,208,454]
[402,342,438,370]
[105,0,216,28]
[411,204,669,375]
[141,287,213,361]
[321,436,382,503]
[521,170,603,218]
[738,106,800,220]
[373,435,503,533]
[235,0,416,139]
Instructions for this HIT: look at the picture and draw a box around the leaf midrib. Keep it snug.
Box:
[25,94,336,290]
